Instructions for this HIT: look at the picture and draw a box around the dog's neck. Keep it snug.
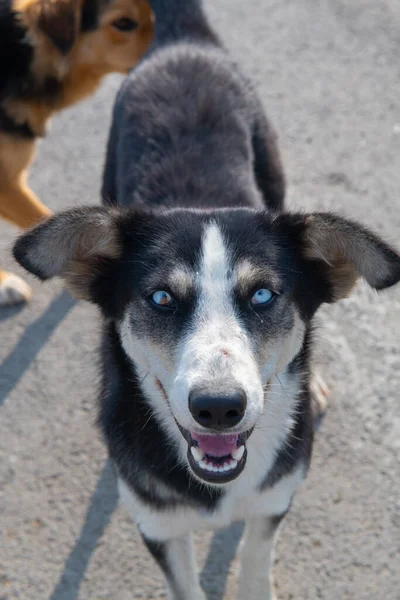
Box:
[2,19,111,137]
[2,58,109,137]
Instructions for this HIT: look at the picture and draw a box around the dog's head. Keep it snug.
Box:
[14,0,153,76]
[14,207,400,485]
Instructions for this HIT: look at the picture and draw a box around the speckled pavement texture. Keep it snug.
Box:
[1,1,399,599]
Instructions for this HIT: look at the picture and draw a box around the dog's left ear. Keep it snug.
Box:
[37,0,80,53]
[297,212,400,300]
[13,207,121,300]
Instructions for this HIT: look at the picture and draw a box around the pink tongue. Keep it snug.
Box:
[191,433,239,457]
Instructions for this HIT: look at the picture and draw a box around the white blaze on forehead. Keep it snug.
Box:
[198,222,234,317]
[171,221,264,432]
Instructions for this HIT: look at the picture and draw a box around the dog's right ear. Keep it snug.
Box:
[37,0,80,53]
[13,207,121,300]
[14,0,80,54]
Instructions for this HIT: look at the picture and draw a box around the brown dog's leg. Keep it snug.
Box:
[0,135,51,306]
[0,184,50,306]
[0,135,51,227]
[0,182,51,229]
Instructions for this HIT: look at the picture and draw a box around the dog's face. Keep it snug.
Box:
[116,212,308,484]
[13,207,400,485]
[14,0,153,76]
[76,0,153,73]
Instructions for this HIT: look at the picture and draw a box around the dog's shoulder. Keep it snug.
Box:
[115,42,254,127]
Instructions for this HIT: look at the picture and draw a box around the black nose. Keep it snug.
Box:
[189,388,247,430]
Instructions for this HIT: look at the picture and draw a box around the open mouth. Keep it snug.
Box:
[180,428,252,483]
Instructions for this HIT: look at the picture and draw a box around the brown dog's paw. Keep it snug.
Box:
[0,271,32,306]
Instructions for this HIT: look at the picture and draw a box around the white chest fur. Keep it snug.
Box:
[118,464,304,542]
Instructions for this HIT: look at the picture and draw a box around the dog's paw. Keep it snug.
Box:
[0,271,32,306]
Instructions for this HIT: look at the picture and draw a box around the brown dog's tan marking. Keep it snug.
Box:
[0,0,153,305]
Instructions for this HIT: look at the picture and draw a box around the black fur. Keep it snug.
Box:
[0,5,63,106]
[0,103,35,138]
[0,0,35,103]
[81,0,102,31]
[102,6,285,211]
[259,332,314,492]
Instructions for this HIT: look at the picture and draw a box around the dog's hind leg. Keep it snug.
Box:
[0,179,51,307]
[0,136,51,305]
[0,181,50,306]
[237,515,286,600]
[0,181,51,230]
[0,135,51,229]
[142,533,206,600]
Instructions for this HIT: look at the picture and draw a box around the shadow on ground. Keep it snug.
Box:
[49,460,118,600]
[47,458,243,600]
[1,286,243,599]
[0,290,77,406]
[201,521,244,600]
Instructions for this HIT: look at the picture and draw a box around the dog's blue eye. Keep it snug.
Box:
[250,288,274,306]
[151,290,174,307]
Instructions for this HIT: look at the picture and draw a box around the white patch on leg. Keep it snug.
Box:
[164,535,205,600]
[237,517,282,600]
[119,478,204,599]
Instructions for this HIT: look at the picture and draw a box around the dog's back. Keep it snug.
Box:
[102,0,285,211]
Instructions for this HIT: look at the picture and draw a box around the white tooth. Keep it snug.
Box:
[199,460,207,470]
[223,463,231,471]
[206,463,214,472]
[218,466,225,472]
[229,459,238,470]
[232,446,245,461]
[212,466,219,472]
[191,446,205,462]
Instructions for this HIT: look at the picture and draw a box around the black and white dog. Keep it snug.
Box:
[13,1,400,598]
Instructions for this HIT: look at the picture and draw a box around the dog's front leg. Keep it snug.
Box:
[237,515,285,600]
[142,533,206,600]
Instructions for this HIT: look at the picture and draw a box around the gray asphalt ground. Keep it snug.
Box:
[1,1,400,598]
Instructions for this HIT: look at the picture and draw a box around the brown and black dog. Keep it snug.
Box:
[0,0,153,305]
